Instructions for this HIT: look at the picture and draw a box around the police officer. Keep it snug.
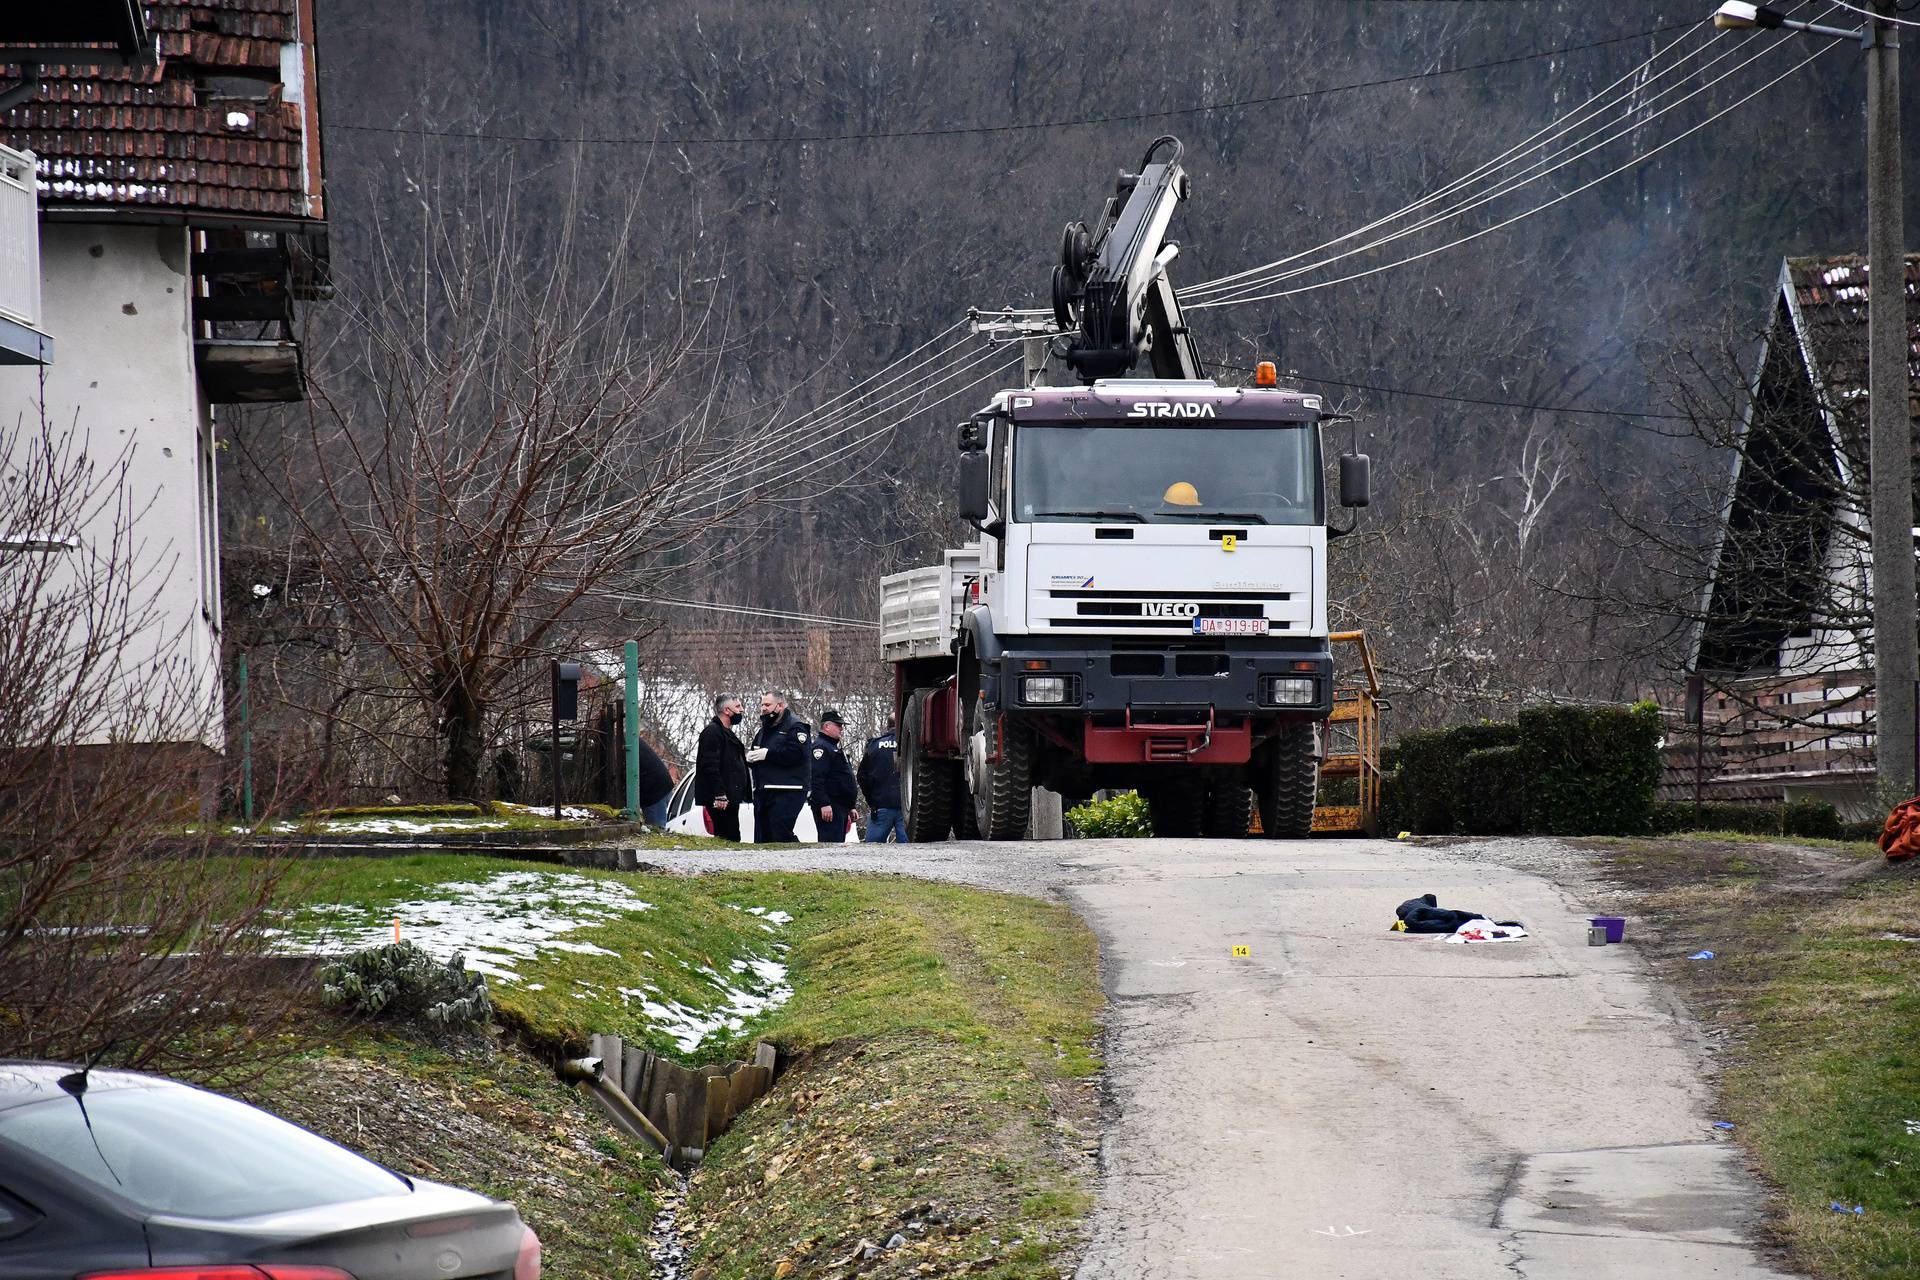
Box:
[810,709,859,842]
[746,690,811,843]
[858,713,906,843]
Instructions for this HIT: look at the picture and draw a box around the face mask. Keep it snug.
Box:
[761,710,777,725]
[726,711,742,725]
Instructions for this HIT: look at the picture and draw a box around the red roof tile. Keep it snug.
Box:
[0,0,321,222]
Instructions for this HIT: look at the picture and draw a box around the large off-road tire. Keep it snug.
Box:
[967,700,1034,840]
[1202,780,1256,838]
[1143,780,1205,838]
[952,783,981,840]
[1256,722,1320,839]
[902,688,955,843]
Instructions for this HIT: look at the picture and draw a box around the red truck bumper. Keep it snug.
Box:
[1082,710,1253,764]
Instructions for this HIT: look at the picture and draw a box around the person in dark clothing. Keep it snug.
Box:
[858,713,906,843]
[694,693,750,841]
[747,690,811,842]
[634,734,675,828]
[809,709,859,843]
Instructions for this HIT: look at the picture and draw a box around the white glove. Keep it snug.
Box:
[746,747,769,763]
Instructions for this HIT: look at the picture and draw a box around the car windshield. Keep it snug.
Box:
[1012,421,1319,526]
[0,1085,411,1219]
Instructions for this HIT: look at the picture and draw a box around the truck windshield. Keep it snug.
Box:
[1012,421,1319,526]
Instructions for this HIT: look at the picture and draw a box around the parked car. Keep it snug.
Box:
[661,772,857,842]
[0,1061,540,1279]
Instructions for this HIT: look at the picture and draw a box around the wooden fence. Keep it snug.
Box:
[573,1032,779,1167]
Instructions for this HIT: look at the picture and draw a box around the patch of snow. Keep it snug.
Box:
[741,906,793,925]
[615,948,792,1054]
[277,870,654,981]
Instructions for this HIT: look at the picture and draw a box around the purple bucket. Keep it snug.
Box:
[1589,916,1626,944]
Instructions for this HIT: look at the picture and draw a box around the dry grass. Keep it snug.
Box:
[1587,835,1920,1279]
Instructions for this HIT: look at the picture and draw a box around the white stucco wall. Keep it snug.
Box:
[0,223,224,748]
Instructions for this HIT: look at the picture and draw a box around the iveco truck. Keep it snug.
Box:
[881,373,1367,840]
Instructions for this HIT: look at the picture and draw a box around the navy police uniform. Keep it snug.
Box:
[809,713,859,842]
[750,707,812,842]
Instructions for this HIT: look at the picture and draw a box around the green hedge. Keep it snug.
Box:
[1518,702,1662,836]
[1649,799,1848,840]
[1782,800,1843,840]
[1453,745,1530,835]
[1067,791,1152,838]
[1394,722,1520,834]
[1650,801,1781,835]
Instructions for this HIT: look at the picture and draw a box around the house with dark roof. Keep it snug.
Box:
[0,1,326,778]
[1684,253,1920,816]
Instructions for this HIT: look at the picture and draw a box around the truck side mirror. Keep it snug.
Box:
[1339,453,1371,508]
[957,419,987,453]
[959,451,991,524]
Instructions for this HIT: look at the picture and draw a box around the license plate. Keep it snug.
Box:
[1193,617,1268,635]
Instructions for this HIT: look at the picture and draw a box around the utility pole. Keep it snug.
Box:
[623,640,641,820]
[1865,0,1914,804]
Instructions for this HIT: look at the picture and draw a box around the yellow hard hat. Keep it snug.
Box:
[1162,481,1201,507]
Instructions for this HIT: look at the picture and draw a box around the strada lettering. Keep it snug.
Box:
[1126,402,1217,418]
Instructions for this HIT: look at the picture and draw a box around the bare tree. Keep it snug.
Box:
[268,177,767,799]
[0,416,293,1077]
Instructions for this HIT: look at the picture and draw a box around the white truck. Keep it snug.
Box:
[880,137,1370,841]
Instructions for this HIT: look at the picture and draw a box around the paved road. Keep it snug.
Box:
[649,836,1798,1279]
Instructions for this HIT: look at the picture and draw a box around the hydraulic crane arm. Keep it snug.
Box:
[1053,135,1204,383]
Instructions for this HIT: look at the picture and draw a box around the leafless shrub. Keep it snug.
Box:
[0,416,296,1079]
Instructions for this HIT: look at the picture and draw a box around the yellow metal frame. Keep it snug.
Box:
[1311,630,1382,835]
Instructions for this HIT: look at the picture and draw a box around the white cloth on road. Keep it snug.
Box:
[1444,918,1529,943]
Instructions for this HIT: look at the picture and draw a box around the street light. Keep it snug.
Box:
[1714,1,1913,803]
[1713,1,1865,40]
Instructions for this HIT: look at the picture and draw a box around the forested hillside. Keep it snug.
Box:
[227,0,1920,750]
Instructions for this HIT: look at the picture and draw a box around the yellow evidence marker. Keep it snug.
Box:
[1221,534,1238,553]
[1230,944,1251,958]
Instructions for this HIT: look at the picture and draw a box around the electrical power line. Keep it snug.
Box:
[1829,0,1920,26]
[1188,24,1839,307]
[1213,363,1689,420]
[332,22,1695,149]
[1186,3,1831,306]
[604,591,880,630]
[1182,19,1720,297]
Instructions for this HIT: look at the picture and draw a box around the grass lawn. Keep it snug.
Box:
[269,856,1105,1280]
[1588,834,1920,1279]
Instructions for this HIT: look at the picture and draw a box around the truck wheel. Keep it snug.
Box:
[1202,782,1255,838]
[952,785,981,840]
[966,700,1033,840]
[901,688,954,842]
[1257,722,1319,839]
[1144,782,1204,838]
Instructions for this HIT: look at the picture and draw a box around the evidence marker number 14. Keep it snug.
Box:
[1230,944,1251,958]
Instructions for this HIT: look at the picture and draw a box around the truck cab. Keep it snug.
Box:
[883,376,1367,842]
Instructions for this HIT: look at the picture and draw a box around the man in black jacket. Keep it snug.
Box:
[858,713,906,843]
[747,690,811,843]
[809,709,859,843]
[635,734,675,828]
[694,693,750,842]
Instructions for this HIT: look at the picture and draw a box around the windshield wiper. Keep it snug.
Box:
[1031,509,1145,523]
[1159,510,1270,524]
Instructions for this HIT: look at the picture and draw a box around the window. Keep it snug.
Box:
[0,1190,39,1241]
[0,1086,410,1219]
[1012,421,1320,526]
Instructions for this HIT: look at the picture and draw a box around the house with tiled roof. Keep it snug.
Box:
[0,1,326,783]
[1681,253,1920,816]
